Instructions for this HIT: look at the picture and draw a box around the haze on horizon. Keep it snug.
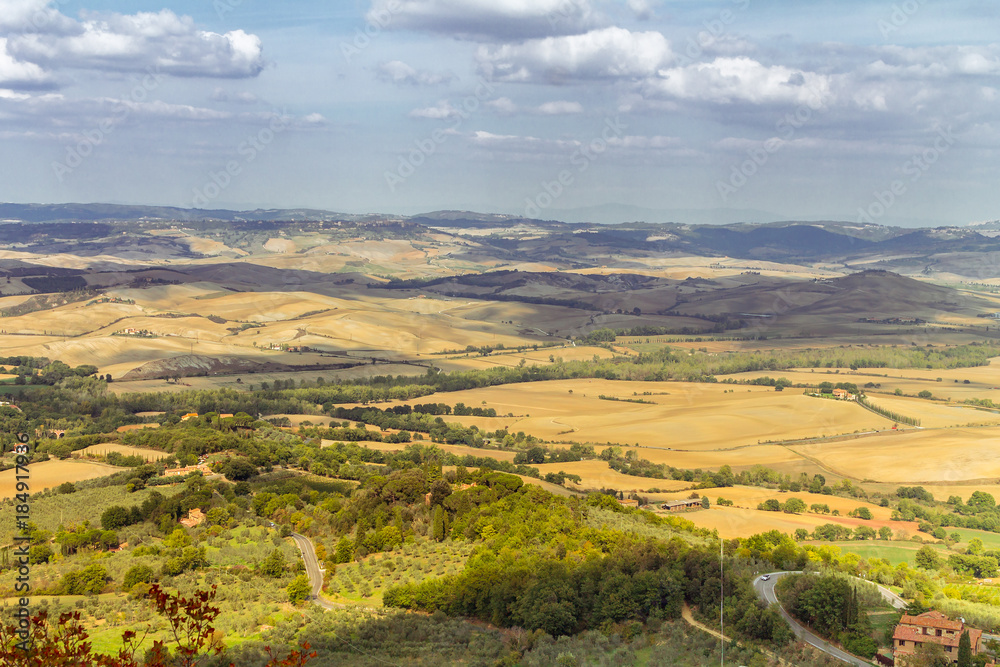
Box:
[1,0,998,227]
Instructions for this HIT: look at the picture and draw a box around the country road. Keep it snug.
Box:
[754,572,875,666]
[290,531,342,610]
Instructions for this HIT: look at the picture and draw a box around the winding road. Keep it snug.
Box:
[754,572,880,666]
[290,531,342,610]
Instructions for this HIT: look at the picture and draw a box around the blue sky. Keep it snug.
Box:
[1,0,998,225]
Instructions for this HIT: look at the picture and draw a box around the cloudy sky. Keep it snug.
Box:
[1,0,998,225]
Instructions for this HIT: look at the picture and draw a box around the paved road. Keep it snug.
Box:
[291,531,342,610]
[755,572,875,666]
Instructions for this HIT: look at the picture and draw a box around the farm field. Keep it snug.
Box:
[388,379,895,451]
[722,362,1000,404]
[652,485,893,520]
[794,426,1000,483]
[0,460,124,498]
[326,440,519,462]
[671,505,919,539]
[861,394,1000,427]
[75,443,171,461]
[800,540,949,566]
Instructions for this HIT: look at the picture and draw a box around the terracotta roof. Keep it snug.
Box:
[893,625,982,650]
[900,612,963,631]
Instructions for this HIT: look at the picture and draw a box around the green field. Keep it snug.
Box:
[945,528,1000,551]
[807,540,948,566]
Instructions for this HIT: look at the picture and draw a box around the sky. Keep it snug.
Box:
[1,0,999,226]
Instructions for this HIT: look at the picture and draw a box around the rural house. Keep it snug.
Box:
[892,611,986,665]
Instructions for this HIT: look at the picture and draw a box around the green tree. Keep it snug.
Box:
[700,495,710,509]
[123,564,155,591]
[783,498,806,514]
[853,507,873,520]
[334,537,353,564]
[431,505,446,542]
[222,458,258,482]
[101,505,134,531]
[918,390,933,399]
[260,549,286,578]
[958,630,972,667]
[968,491,996,513]
[287,575,311,606]
[915,546,942,570]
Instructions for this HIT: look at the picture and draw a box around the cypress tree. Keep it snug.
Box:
[958,629,972,667]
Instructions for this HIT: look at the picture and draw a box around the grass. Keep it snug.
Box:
[811,540,948,566]
[945,528,1000,551]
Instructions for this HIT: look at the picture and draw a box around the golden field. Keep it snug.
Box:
[75,444,171,461]
[385,378,895,451]
[674,506,920,539]
[0,460,125,498]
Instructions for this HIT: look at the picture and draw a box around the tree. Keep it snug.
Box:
[287,575,311,606]
[958,630,972,667]
[878,526,893,540]
[701,495,710,509]
[968,491,996,513]
[431,506,446,542]
[101,505,135,531]
[915,546,942,571]
[918,390,933,399]
[783,498,806,514]
[123,564,155,592]
[853,506,873,520]
[334,537,353,564]
[222,458,258,482]
[261,549,287,578]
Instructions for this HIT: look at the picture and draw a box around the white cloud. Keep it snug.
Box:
[477,27,674,83]
[408,100,461,119]
[646,57,832,107]
[376,60,453,86]
[0,37,50,88]
[366,0,599,41]
[3,9,265,82]
[537,100,584,114]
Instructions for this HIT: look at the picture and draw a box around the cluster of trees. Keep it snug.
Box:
[776,574,878,658]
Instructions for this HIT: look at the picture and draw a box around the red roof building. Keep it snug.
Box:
[892,611,985,665]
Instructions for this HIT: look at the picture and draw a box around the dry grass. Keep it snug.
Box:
[673,505,920,539]
[386,379,892,451]
[794,426,1000,483]
[0,460,123,498]
[323,440,519,462]
[650,485,892,520]
[75,444,171,461]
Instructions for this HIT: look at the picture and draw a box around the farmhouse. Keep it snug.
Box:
[164,464,212,478]
[892,611,986,665]
[661,499,702,511]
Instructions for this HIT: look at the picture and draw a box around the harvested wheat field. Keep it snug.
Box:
[388,379,893,451]
[674,505,919,539]
[76,443,170,460]
[651,485,892,520]
[860,394,1000,428]
[0,460,123,498]
[323,440,519,462]
[532,460,691,492]
[795,426,1000,483]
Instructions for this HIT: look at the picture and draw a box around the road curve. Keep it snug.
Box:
[755,572,875,667]
[291,531,342,610]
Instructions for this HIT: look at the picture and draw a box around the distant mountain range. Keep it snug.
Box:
[0,202,990,229]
